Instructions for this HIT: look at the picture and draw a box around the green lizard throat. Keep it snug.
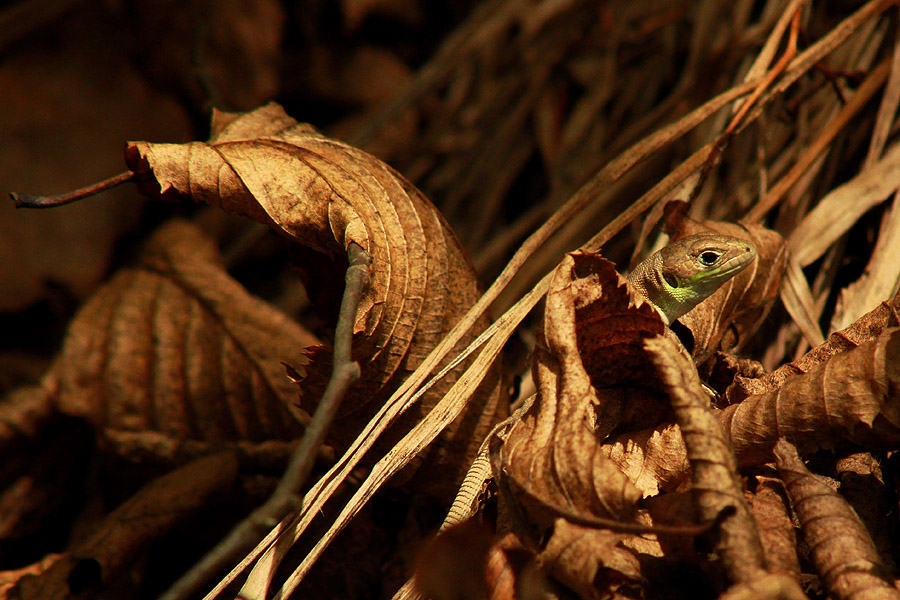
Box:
[627,234,757,325]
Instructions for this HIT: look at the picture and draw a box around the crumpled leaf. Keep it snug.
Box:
[47,219,316,444]
[722,327,900,468]
[645,335,767,585]
[124,102,504,491]
[727,286,900,403]
[538,520,644,600]
[604,327,900,497]
[774,439,900,600]
[600,422,689,497]
[665,208,787,363]
[493,251,643,570]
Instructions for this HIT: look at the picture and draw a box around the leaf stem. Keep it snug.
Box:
[10,170,135,209]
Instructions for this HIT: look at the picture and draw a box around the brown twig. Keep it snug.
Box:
[10,170,135,209]
[726,9,801,137]
[159,242,372,600]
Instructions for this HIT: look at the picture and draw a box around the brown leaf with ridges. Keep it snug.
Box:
[600,422,689,497]
[774,439,900,600]
[722,328,900,468]
[727,286,900,403]
[48,219,317,445]
[603,327,900,496]
[495,251,643,555]
[124,103,503,490]
[645,334,767,585]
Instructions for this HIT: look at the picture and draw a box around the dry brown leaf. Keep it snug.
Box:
[13,452,238,599]
[728,286,900,402]
[600,422,689,497]
[604,325,900,499]
[645,335,767,585]
[125,102,504,493]
[47,219,316,445]
[745,478,801,582]
[493,251,647,586]
[722,328,900,470]
[539,520,644,600]
[774,439,900,600]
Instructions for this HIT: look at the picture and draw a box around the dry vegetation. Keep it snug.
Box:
[2,1,900,599]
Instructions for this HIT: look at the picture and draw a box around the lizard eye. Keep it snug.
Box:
[663,272,679,288]
[699,250,722,267]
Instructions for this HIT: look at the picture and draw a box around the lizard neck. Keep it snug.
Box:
[627,253,676,325]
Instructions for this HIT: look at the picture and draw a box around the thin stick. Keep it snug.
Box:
[159,243,372,600]
[725,8,801,135]
[10,170,135,209]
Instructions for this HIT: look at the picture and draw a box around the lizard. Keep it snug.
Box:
[418,234,759,549]
[626,233,757,325]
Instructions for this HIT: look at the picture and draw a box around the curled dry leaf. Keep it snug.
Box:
[727,286,900,402]
[745,478,801,582]
[493,251,661,596]
[46,219,317,447]
[774,439,900,600]
[496,252,649,527]
[666,209,787,363]
[722,328,900,468]
[124,103,503,489]
[645,335,766,585]
[539,520,644,600]
[604,327,900,496]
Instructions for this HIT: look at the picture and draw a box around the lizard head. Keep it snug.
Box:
[660,234,757,303]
